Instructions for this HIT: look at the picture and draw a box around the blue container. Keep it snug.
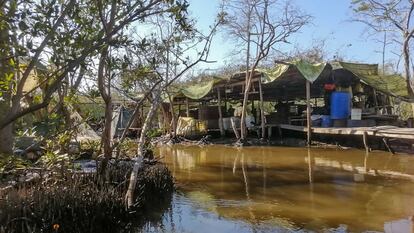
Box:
[321,115,332,127]
[330,92,351,119]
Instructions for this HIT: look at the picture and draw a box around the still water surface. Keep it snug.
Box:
[145,145,414,232]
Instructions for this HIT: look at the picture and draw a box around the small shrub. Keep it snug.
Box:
[0,162,174,233]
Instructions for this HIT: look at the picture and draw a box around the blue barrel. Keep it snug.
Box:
[321,115,332,127]
[330,92,351,119]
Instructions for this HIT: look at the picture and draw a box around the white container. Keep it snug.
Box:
[245,115,255,128]
[351,108,362,120]
[222,117,231,130]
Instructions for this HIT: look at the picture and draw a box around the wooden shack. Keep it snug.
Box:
[166,60,414,151]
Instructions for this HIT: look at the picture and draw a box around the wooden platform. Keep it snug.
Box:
[278,124,414,140]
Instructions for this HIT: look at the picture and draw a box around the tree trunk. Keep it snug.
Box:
[99,97,113,175]
[97,48,113,177]
[403,37,414,97]
[240,72,251,140]
[0,6,14,154]
[125,88,161,209]
[167,92,177,138]
[258,78,265,139]
[240,3,252,141]
[0,106,13,154]
[97,0,116,178]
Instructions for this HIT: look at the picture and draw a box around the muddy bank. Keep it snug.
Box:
[0,162,174,233]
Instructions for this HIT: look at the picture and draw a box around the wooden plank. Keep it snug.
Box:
[279,124,414,140]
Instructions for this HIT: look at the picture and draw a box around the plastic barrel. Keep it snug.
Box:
[330,92,351,119]
[321,115,332,127]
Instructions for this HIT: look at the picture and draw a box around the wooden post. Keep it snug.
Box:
[306,80,312,146]
[382,137,395,154]
[363,131,369,153]
[278,126,282,139]
[186,98,190,117]
[373,89,378,114]
[307,148,313,183]
[217,87,225,137]
[258,78,265,139]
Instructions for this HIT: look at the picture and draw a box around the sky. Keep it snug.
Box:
[187,0,401,72]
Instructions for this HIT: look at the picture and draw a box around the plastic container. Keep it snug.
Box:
[330,92,351,119]
[351,108,362,120]
[321,115,332,127]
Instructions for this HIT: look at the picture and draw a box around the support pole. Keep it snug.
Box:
[363,131,369,153]
[217,87,225,137]
[186,98,190,117]
[306,80,312,146]
[373,89,378,114]
[258,78,265,139]
[382,138,395,155]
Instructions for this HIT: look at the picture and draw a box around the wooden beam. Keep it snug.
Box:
[217,87,225,137]
[258,77,265,139]
[306,80,312,145]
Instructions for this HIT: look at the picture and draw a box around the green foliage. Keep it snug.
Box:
[0,154,31,174]
[80,139,100,156]
[147,128,163,139]
[32,112,65,136]
[118,138,137,157]
[38,150,71,170]
[1,163,174,233]
[399,101,413,120]
[352,0,370,12]
[38,132,74,169]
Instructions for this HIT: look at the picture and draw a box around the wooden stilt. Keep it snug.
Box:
[382,138,395,154]
[278,126,282,139]
[373,89,378,114]
[307,148,313,183]
[258,78,265,139]
[267,126,272,138]
[363,131,369,153]
[306,80,312,146]
[186,98,190,117]
[217,87,225,137]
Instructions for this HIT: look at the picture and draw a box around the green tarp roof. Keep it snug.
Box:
[180,78,217,100]
[172,60,328,100]
[165,60,409,101]
[164,76,224,101]
[261,60,327,84]
[332,61,409,98]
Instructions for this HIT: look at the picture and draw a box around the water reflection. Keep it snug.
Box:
[155,145,414,232]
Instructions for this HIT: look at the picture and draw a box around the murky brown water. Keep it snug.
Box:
[146,145,414,232]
